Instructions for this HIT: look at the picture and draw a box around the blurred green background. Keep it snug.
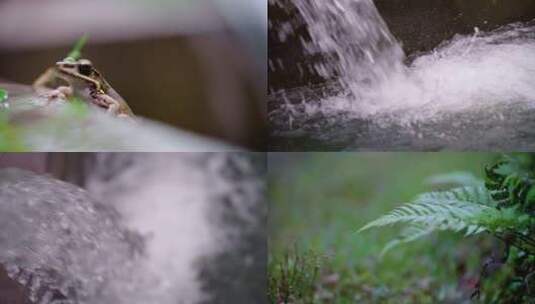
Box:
[268,153,502,303]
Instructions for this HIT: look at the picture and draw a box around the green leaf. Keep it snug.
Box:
[66,34,88,60]
[359,186,494,232]
[358,186,494,255]
[65,97,89,118]
[0,88,8,102]
[526,186,535,207]
[379,224,435,258]
[475,207,531,232]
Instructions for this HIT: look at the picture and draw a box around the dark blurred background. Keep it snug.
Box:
[0,0,266,150]
[269,0,535,92]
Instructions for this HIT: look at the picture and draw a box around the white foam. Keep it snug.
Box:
[0,154,262,303]
[289,0,405,88]
[294,23,535,123]
[84,154,216,303]
[85,153,261,304]
[273,0,535,126]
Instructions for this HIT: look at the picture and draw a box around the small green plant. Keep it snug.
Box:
[359,154,535,302]
[66,34,88,61]
[268,247,321,304]
[65,96,89,118]
[0,88,8,102]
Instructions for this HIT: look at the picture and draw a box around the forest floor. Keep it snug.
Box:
[268,153,500,303]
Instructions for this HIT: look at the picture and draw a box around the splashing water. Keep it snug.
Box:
[84,154,235,303]
[290,0,406,93]
[0,168,144,304]
[270,0,535,150]
[317,21,535,119]
[0,153,265,303]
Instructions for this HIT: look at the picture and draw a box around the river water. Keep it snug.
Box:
[269,0,535,151]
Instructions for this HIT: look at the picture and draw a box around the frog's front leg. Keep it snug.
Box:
[33,85,74,104]
[92,93,125,117]
[43,86,73,101]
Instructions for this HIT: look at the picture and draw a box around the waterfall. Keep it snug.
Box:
[275,0,406,94]
[270,0,535,123]
[269,1,535,150]
[0,153,265,304]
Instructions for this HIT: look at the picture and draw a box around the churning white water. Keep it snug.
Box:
[85,153,261,304]
[270,0,535,137]
[0,153,264,303]
[316,22,535,120]
[0,168,142,303]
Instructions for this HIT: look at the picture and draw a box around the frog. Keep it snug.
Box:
[33,57,134,118]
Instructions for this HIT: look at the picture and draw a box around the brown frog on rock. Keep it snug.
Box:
[33,57,134,118]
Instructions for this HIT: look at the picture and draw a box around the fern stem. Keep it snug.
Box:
[496,233,535,256]
[514,233,535,248]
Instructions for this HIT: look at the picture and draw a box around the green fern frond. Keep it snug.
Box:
[356,156,534,301]
[415,186,494,207]
[378,221,487,258]
[358,186,496,256]
[358,181,534,257]
[494,154,533,178]
[474,207,532,233]
[486,156,535,210]
[359,186,494,233]
[379,224,436,258]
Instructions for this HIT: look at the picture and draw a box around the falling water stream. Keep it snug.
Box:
[292,0,406,91]
[0,153,265,304]
[269,0,535,150]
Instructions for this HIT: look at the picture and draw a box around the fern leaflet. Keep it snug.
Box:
[359,186,493,234]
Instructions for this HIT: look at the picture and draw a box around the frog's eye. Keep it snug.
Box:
[78,63,93,76]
